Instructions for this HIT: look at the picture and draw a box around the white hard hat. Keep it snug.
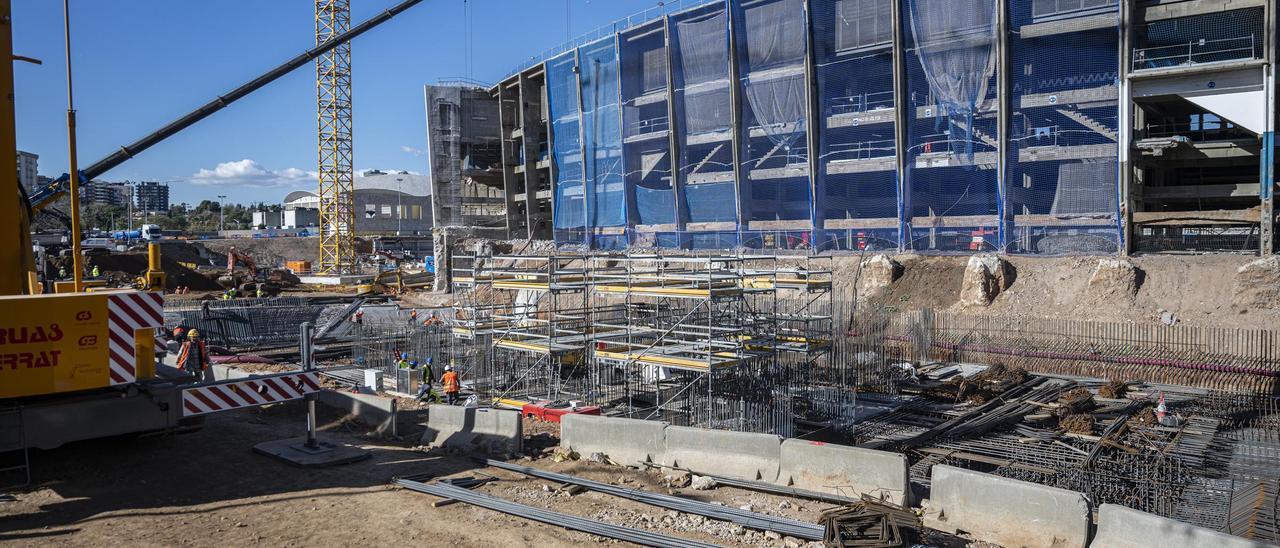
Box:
[445,365,453,371]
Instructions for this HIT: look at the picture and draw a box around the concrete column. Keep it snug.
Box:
[996,0,1011,253]
[1262,1,1276,254]
[1118,0,1136,255]
[496,81,522,239]
[892,0,910,252]
[727,1,748,241]
[573,48,592,249]
[803,0,822,243]
[518,71,540,240]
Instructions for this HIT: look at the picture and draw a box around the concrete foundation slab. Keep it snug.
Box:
[924,465,1090,548]
[253,437,371,468]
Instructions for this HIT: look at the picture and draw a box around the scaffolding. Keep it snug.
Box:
[446,250,837,435]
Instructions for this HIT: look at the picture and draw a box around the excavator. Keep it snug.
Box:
[0,0,424,461]
[218,247,284,296]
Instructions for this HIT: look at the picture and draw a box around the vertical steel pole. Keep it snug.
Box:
[300,322,318,448]
[63,0,83,292]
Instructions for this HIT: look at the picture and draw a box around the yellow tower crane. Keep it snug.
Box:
[316,0,358,274]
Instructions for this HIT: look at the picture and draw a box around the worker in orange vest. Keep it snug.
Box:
[441,365,461,405]
[177,329,213,382]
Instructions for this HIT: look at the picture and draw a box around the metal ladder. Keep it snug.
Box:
[0,407,30,491]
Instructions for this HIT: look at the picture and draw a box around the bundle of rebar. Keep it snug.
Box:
[819,497,921,548]
[1225,480,1280,541]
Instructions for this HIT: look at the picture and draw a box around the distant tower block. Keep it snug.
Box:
[315,0,356,273]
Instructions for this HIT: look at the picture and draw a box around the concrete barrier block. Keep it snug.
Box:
[777,439,910,505]
[420,405,522,456]
[1092,504,1269,548]
[924,465,1089,548]
[561,414,666,466]
[317,389,398,437]
[663,425,781,481]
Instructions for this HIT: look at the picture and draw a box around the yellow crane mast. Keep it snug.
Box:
[316,0,358,274]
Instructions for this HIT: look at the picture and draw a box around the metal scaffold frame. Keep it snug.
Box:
[316,0,357,274]
[446,249,837,436]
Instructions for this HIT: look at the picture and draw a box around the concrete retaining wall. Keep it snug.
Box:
[561,414,666,466]
[420,405,522,456]
[924,465,1090,548]
[317,390,398,437]
[1091,504,1268,548]
[776,439,910,505]
[663,425,781,481]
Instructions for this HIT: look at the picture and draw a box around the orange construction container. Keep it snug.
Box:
[285,260,311,273]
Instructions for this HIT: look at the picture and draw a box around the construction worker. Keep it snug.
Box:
[177,329,213,382]
[90,264,100,278]
[256,286,265,299]
[58,266,67,279]
[172,326,188,343]
[396,352,410,369]
[423,311,441,328]
[409,309,419,325]
[415,358,440,403]
[352,310,364,325]
[441,365,461,405]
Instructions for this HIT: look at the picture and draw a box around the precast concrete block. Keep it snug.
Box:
[560,414,666,466]
[776,439,910,505]
[1091,503,1269,548]
[420,405,522,456]
[924,465,1089,548]
[662,425,781,481]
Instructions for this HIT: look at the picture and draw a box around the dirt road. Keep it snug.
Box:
[0,403,825,547]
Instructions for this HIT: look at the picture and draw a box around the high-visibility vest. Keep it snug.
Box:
[177,340,209,370]
[442,371,460,393]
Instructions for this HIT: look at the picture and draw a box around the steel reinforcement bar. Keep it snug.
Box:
[479,458,825,540]
[394,479,719,548]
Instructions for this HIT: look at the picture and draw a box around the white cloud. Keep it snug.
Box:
[358,168,423,177]
[401,145,425,156]
[189,159,317,187]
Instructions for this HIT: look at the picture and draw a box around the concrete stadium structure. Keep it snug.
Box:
[431,0,1278,255]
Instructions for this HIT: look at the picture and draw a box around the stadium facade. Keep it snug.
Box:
[429,0,1277,255]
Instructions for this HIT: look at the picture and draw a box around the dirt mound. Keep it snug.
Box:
[87,253,222,290]
[202,237,327,268]
[154,240,216,266]
[858,254,966,311]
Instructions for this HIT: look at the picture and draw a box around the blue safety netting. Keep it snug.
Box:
[1007,1,1121,255]
[812,0,901,251]
[620,21,677,231]
[732,0,812,231]
[579,38,627,240]
[670,1,739,239]
[902,0,1001,252]
[548,51,585,243]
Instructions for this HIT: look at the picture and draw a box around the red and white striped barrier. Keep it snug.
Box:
[107,292,165,385]
[180,371,321,417]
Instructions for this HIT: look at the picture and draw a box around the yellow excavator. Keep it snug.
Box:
[0,0,423,457]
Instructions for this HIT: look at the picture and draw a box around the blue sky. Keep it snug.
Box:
[13,0,667,205]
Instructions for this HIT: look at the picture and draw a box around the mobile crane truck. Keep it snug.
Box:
[0,0,423,471]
